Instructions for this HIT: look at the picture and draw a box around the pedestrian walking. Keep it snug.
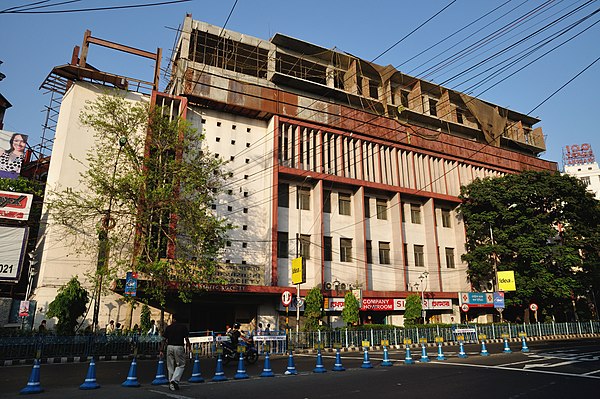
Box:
[160,315,191,391]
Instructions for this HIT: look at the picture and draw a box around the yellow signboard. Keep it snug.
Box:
[291,257,306,285]
[498,271,516,291]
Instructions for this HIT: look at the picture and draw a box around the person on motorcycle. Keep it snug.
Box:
[227,323,242,348]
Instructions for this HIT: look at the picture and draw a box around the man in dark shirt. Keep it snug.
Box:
[160,314,191,391]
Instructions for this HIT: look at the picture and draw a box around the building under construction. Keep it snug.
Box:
[31,14,556,331]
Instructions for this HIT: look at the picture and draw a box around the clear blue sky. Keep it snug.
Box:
[1,0,599,169]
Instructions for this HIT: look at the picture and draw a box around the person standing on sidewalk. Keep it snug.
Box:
[160,314,191,391]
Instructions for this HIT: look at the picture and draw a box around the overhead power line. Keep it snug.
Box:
[0,0,191,14]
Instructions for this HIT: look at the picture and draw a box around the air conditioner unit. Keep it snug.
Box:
[324,281,333,290]
[340,283,347,291]
[483,280,494,292]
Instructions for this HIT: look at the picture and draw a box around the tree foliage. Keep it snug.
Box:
[303,286,324,331]
[404,294,422,327]
[46,277,89,335]
[140,303,151,333]
[341,291,360,326]
[48,93,231,307]
[459,170,600,320]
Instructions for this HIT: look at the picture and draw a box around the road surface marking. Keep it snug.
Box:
[582,369,600,376]
[497,358,544,367]
[522,360,579,369]
[436,360,600,379]
[149,390,195,399]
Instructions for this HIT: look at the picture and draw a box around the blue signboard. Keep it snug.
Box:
[125,272,138,297]
[468,293,487,304]
[493,292,505,309]
[459,292,494,308]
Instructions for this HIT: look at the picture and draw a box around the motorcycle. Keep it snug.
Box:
[222,337,259,365]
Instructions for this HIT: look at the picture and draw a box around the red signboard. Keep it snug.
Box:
[0,191,33,221]
[361,298,394,311]
[563,143,595,166]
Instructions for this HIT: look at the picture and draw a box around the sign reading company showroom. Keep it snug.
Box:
[323,297,453,311]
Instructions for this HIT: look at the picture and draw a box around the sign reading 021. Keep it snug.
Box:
[291,257,306,285]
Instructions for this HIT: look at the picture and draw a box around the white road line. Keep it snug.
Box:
[582,369,600,376]
[149,389,195,399]
[436,361,600,379]
[497,358,543,367]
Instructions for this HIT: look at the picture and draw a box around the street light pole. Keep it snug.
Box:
[418,271,429,324]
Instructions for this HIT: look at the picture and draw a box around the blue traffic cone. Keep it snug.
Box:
[260,351,275,377]
[436,343,446,361]
[458,341,468,358]
[361,348,373,368]
[234,353,249,379]
[79,357,100,390]
[20,358,43,394]
[503,338,512,353]
[121,357,140,387]
[212,354,227,382]
[480,340,490,356]
[188,353,205,383]
[313,349,327,373]
[151,356,169,385]
[404,345,414,364]
[521,336,529,353]
[381,346,393,366]
[332,348,345,371]
[419,343,430,362]
[284,351,298,375]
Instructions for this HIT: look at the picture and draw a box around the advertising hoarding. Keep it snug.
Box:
[0,130,29,179]
[0,226,29,282]
[0,190,33,221]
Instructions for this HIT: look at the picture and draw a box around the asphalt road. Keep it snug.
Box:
[1,339,599,398]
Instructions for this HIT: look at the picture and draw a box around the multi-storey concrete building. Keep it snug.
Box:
[563,144,600,200]
[32,15,556,331]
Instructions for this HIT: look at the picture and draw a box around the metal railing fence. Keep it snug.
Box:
[1,321,599,361]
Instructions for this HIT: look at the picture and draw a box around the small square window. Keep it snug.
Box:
[242,242,248,248]
[245,159,250,164]
[376,199,387,220]
[229,172,234,178]
[246,143,251,148]
[339,193,351,216]
[227,206,233,212]
[211,188,217,193]
[227,190,233,195]
[242,225,248,230]
[201,118,206,124]
[226,241,231,247]
[211,204,217,210]
[230,156,235,161]
[244,192,249,197]
[215,154,220,158]
[231,140,236,145]
[244,175,248,179]
[441,209,452,228]
[241,260,246,265]
[216,137,221,142]
[217,122,222,127]
[411,204,422,224]
[243,208,248,213]
[232,125,237,130]
[247,127,251,133]
[225,259,230,263]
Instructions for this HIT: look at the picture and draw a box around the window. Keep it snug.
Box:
[456,110,464,124]
[414,245,425,267]
[297,187,310,210]
[429,99,438,116]
[247,127,251,133]
[231,140,236,145]
[441,209,451,228]
[411,204,422,224]
[230,156,235,161]
[376,199,387,220]
[581,176,591,186]
[242,242,247,248]
[401,201,406,223]
[277,232,289,258]
[379,242,391,265]
[217,121,222,127]
[339,193,351,216]
[403,243,408,267]
[445,247,455,269]
[232,125,237,130]
[227,206,232,212]
[300,234,310,259]
[278,183,289,208]
[226,241,231,247]
[364,197,370,218]
[243,208,248,213]
[366,240,373,264]
[324,236,333,261]
[323,190,332,213]
[340,238,353,262]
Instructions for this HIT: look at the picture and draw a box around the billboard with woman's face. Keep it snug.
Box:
[0,130,29,179]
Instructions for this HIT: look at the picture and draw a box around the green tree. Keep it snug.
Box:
[303,286,324,331]
[341,292,360,326]
[48,93,232,310]
[404,294,422,327]
[459,170,600,322]
[46,277,89,335]
[140,303,151,334]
